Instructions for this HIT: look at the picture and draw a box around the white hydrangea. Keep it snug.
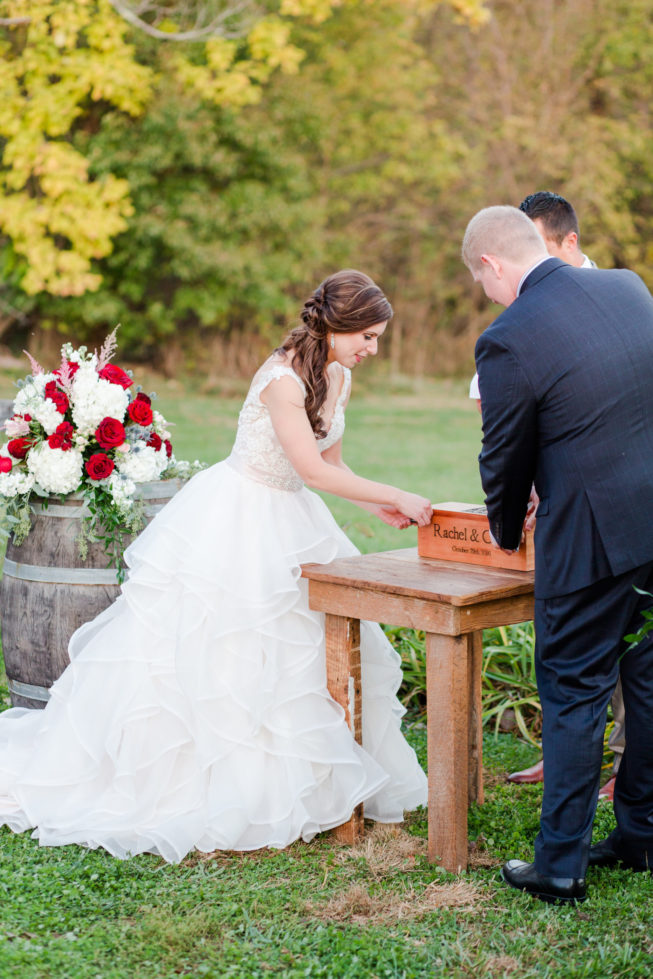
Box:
[0,467,36,498]
[107,473,136,512]
[10,373,63,435]
[116,443,168,483]
[152,410,171,440]
[13,372,54,418]
[32,398,65,436]
[27,443,83,495]
[71,365,129,435]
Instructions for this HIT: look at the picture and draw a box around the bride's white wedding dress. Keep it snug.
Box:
[0,361,427,862]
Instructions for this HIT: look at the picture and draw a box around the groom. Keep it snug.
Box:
[462,205,653,903]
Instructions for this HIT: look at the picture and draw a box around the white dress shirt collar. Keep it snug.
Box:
[517,256,552,296]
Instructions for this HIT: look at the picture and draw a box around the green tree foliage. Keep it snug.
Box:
[40,81,321,369]
[0,0,337,302]
[276,0,653,375]
[0,0,153,297]
[2,0,651,374]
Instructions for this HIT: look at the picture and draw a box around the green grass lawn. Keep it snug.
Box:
[0,368,650,978]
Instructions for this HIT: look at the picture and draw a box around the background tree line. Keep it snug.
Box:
[1,0,651,377]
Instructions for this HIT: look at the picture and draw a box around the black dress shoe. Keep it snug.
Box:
[501,859,587,904]
[589,837,651,871]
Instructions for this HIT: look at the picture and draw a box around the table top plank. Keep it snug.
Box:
[301,547,534,607]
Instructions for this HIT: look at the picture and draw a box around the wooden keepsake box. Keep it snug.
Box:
[417,502,535,572]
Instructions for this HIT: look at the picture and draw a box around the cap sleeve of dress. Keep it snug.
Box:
[251,365,306,403]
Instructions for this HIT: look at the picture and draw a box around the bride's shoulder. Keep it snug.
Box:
[250,352,306,402]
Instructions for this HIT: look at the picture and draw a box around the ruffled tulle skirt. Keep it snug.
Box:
[0,461,427,862]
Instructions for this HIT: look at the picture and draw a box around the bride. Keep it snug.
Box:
[0,269,432,863]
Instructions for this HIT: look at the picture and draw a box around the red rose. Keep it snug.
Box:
[95,417,126,449]
[127,399,153,426]
[85,453,114,481]
[48,421,74,451]
[98,364,133,389]
[164,439,173,459]
[135,392,151,405]
[53,392,68,413]
[0,456,12,473]
[56,421,74,442]
[44,381,69,415]
[146,432,162,451]
[7,437,32,459]
[24,414,31,422]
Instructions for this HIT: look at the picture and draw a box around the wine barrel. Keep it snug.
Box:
[0,478,185,709]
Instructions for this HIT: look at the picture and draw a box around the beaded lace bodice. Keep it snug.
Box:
[228,362,351,491]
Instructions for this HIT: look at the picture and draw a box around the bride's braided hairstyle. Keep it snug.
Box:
[277,269,393,439]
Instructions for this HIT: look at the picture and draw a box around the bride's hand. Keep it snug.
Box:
[395,492,433,527]
[376,505,413,529]
[524,486,539,532]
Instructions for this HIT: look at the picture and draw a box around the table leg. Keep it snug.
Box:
[468,631,484,805]
[324,613,363,844]
[426,631,470,872]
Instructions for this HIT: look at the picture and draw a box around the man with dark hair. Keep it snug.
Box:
[519,191,595,269]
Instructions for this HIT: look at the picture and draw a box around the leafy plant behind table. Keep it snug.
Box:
[389,620,620,764]
[481,623,541,745]
[624,587,653,649]
[0,330,205,581]
[386,622,543,744]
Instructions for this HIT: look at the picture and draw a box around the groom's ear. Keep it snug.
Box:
[480,254,503,277]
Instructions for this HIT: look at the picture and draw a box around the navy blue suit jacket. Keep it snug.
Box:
[475,257,653,599]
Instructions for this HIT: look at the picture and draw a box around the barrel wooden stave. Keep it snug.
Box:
[1,577,117,708]
[0,478,184,709]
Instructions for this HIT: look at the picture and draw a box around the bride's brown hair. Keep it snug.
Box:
[276,269,393,439]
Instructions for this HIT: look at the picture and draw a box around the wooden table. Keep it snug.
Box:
[301,547,535,873]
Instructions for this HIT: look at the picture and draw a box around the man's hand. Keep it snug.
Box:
[488,528,519,555]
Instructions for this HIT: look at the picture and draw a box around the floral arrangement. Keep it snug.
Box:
[0,330,202,574]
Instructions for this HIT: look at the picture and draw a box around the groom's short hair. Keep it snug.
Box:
[519,191,580,245]
[462,205,547,272]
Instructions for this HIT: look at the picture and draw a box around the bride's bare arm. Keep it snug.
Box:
[261,376,432,526]
[320,442,419,529]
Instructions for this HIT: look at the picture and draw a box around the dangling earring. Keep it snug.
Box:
[330,333,335,349]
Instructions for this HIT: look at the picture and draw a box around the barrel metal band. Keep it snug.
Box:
[8,678,51,703]
[2,558,121,585]
[31,503,89,519]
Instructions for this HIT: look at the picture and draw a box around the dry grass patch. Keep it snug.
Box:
[468,849,499,870]
[481,954,523,975]
[483,770,513,790]
[334,824,428,877]
[306,878,484,926]
[468,837,499,869]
